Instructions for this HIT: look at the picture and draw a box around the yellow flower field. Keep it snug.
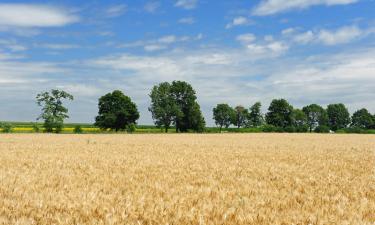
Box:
[0,134,374,224]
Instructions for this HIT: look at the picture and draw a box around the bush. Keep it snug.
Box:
[314,125,330,133]
[284,126,296,133]
[262,125,276,132]
[127,123,136,133]
[32,123,40,133]
[0,123,13,133]
[296,125,309,133]
[73,125,83,134]
[275,127,285,133]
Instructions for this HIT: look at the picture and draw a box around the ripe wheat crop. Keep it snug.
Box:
[0,134,374,224]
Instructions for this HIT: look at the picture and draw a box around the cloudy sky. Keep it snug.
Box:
[0,0,374,125]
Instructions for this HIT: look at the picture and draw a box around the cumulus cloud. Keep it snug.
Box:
[226,17,253,29]
[0,4,78,27]
[175,0,198,10]
[236,33,256,44]
[253,0,358,16]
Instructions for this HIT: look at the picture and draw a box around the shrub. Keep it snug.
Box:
[32,123,40,133]
[127,123,136,133]
[314,125,330,133]
[73,125,83,134]
[296,125,309,133]
[284,126,296,133]
[262,125,276,132]
[0,123,13,133]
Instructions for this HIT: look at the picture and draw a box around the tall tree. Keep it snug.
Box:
[327,103,350,131]
[233,105,248,128]
[149,82,180,133]
[248,102,263,127]
[213,104,235,132]
[36,89,73,133]
[170,81,205,132]
[95,90,139,132]
[351,108,373,129]
[265,99,294,128]
[302,104,328,132]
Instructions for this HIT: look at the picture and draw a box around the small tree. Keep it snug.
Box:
[213,104,235,132]
[351,108,373,129]
[36,89,73,133]
[327,103,350,131]
[265,99,294,128]
[233,105,248,128]
[0,123,13,133]
[95,90,140,132]
[302,104,328,132]
[73,125,83,134]
[292,109,308,132]
[248,102,263,127]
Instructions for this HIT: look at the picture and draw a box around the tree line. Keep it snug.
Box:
[5,80,372,133]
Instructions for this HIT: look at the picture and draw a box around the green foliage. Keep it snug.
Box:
[351,108,373,129]
[302,104,328,132]
[95,90,140,132]
[213,104,235,132]
[0,123,13,133]
[314,125,330,133]
[265,99,294,128]
[248,102,263,127]
[327,103,350,131]
[149,82,180,133]
[169,81,205,133]
[36,89,73,133]
[284,126,296,133]
[127,123,136,133]
[73,125,83,134]
[32,123,40,133]
[262,124,276,132]
[233,105,248,128]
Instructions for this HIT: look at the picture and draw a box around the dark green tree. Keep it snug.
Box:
[351,108,373,129]
[36,89,73,133]
[149,82,180,133]
[326,103,350,131]
[213,104,235,132]
[265,99,294,128]
[233,105,248,128]
[248,102,263,127]
[95,90,139,132]
[302,104,328,132]
[292,109,308,132]
[170,81,205,132]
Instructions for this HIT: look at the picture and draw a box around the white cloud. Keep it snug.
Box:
[178,17,195,25]
[158,35,177,44]
[253,0,358,16]
[105,4,127,18]
[0,4,78,27]
[236,33,256,44]
[144,44,167,52]
[37,43,79,50]
[226,17,253,29]
[290,26,367,45]
[0,39,28,52]
[175,0,198,10]
[144,1,160,13]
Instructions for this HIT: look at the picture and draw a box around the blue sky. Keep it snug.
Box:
[0,0,375,125]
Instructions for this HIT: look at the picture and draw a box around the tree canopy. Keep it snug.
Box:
[248,102,263,127]
[302,104,328,132]
[213,104,235,131]
[351,108,373,129]
[95,90,139,132]
[36,89,73,133]
[265,99,294,128]
[327,103,350,131]
[233,105,248,128]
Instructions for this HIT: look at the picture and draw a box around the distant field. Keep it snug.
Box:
[0,134,374,224]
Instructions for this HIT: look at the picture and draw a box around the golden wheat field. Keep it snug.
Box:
[0,134,374,225]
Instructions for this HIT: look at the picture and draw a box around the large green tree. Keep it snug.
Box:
[302,104,328,132]
[36,89,73,133]
[213,104,235,132]
[292,109,308,132]
[248,102,263,127]
[326,103,350,131]
[351,108,373,129]
[169,81,205,132]
[95,90,139,132]
[149,82,180,133]
[265,99,294,128]
[233,105,248,128]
